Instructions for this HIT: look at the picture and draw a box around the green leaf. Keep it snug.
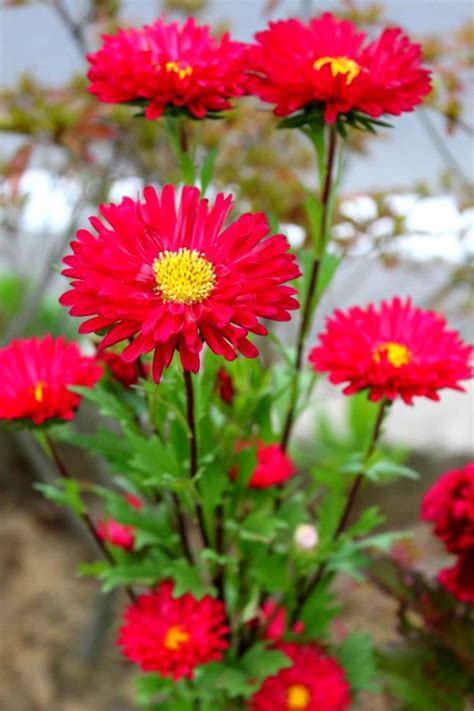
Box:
[69,384,136,427]
[164,559,209,599]
[240,511,287,543]
[240,643,292,688]
[135,673,173,706]
[35,479,85,515]
[299,580,341,638]
[365,460,419,483]
[347,506,385,537]
[336,633,379,693]
[197,662,254,698]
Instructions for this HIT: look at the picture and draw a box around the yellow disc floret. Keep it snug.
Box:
[313,56,361,85]
[163,625,190,651]
[165,60,193,80]
[33,381,45,402]
[373,342,411,368]
[287,683,311,710]
[153,248,216,304]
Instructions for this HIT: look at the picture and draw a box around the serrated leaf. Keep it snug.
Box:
[134,673,173,705]
[164,559,209,599]
[240,643,292,687]
[35,479,85,515]
[336,633,379,693]
[240,511,287,543]
[366,460,419,482]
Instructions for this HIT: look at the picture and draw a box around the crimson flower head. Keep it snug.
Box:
[309,297,472,404]
[60,185,300,383]
[0,335,101,425]
[98,494,142,551]
[258,601,304,641]
[247,13,431,125]
[439,552,474,606]
[231,440,296,488]
[117,580,229,679]
[421,463,474,554]
[87,17,247,120]
[249,643,350,711]
[216,366,235,404]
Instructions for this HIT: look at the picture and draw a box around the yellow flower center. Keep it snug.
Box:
[313,56,361,85]
[373,342,411,368]
[165,60,193,80]
[33,381,46,402]
[287,684,311,710]
[163,625,190,651]
[153,248,216,305]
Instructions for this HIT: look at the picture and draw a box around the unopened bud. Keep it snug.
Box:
[294,524,319,551]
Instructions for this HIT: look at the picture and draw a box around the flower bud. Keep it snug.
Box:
[294,524,319,551]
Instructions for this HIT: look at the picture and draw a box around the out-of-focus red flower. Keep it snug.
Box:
[247,13,431,124]
[117,580,229,679]
[87,17,247,120]
[60,185,300,383]
[309,297,472,404]
[248,642,350,710]
[421,463,474,554]
[215,366,235,404]
[0,335,101,425]
[438,552,474,606]
[258,600,304,641]
[98,350,148,388]
[230,439,296,488]
[98,494,142,551]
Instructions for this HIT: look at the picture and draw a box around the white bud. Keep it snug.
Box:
[294,524,319,551]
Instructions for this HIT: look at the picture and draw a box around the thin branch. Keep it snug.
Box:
[50,0,88,57]
[281,125,338,451]
[43,432,136,603]
[290,399,389,623]
[183,368,211,550]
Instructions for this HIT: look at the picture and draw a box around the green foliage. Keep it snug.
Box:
[378,638,474,711]
[336,633,379,693]
[35,479,85,515]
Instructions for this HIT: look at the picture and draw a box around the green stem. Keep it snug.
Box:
[183,369,211,550]
[290,398,390,623]
[281,125,338,451]
[165,115,196,185]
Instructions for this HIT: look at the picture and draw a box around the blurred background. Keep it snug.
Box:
[0,1,473,709]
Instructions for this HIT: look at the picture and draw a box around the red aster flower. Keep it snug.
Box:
[248,643,350,711]
[421,463,474,554]
[439,552,474,606]
[0,335,101,426]
[87,17,247,120]
[247,13,431,124]
[117,580,229,679]
[309,297,472,404]
[258,601,304,641]
[98,494,142,551]
[215,366,235,404]
[60,185,300,383]
[230,440,296,488]
[98,350,147,388]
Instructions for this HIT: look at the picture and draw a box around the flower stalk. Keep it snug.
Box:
[291,398,390,623]
[281,124,339,451]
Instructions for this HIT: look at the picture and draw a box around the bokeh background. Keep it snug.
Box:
[0,1,473,709]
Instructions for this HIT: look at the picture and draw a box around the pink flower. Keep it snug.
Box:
[309,297,472,404]
[87,17,247,120]
[0,335,101,425]
[247,13,431,124]
[60,185,300,383]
